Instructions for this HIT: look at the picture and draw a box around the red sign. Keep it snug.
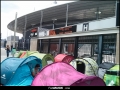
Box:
[30,28,38,37]
[49,25,76,36]
[31,28,37,32]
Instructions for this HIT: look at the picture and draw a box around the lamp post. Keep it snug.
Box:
[54,0,57,4]
[52,19,57,29]
[95,7,101,20]
[12,12,17,57]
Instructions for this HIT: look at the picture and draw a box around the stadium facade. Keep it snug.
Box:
[7,1,119,65]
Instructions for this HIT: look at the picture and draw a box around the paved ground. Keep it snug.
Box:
[1,48,12,62]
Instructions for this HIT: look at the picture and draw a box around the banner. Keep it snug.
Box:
[49,25,77,35]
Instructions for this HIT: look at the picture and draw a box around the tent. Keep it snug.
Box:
[29,53,54,68]
[1,56,42,86]
[98,62,116,79]
[103,65,119,86]
[15,51,54,68]
[54,54,74,63]
[31,62,105,86]
[70,58,98,76]
[14,50,25,57]
[15,51,39,58]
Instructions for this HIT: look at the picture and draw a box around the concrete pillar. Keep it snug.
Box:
[30,38,38,51]
[115,33,119,64]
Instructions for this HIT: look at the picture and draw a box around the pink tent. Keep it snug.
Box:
[54,54,74,63]
[31,62,106,86]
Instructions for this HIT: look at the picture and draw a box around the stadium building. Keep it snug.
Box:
[7,1,119,65]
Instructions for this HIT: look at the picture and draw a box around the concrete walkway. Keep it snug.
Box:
[1,48,13,62]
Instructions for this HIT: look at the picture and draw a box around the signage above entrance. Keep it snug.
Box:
[49,25,77,35]
[30,28,38,37]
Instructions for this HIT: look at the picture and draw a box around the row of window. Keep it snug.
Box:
[37,34,117,63]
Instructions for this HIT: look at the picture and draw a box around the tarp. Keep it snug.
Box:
[54,54,74,63]
[29,53,54,68]
[31,62,105,86]
[1,56,42,86]
[99,62,115,69]
[70,58,98,76]
[98,62,116,79]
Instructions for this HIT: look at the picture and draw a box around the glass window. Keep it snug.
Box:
[50,44,59,57]
[61,37,75,56]
[41,43,48,53]
[49,38,59,57]
[102,34,116,63]
[41,39,49,53]
[61,44,74,56]
[78,36,99,61]
[78,44,91,58]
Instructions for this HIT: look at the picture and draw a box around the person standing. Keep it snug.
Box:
[5,45,10,57]
[11,45,14,57]
[32,64,40,77]
[11,45,13,51]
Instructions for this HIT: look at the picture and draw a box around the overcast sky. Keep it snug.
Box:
[1,1,75,39]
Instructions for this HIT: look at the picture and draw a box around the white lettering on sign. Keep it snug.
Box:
[48,87,63,89]
[82,23,89,31]
[44,31,47,36]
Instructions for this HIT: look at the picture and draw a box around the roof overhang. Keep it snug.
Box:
[7,1,116,34]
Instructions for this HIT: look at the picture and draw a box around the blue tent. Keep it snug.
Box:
[1,56,42,86]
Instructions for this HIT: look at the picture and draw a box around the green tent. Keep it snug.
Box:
[14,51,26,58]
[70,58,98,76]
[15,51,39,58]
[22,51,39,58]
[29,53,54,68]
[104,65,120,86]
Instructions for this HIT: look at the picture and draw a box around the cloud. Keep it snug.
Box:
[1,1,75,39]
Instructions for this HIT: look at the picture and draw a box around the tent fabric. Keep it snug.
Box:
[1,57,25,85]
[29,53,54,68]
[54,54,74,63]
[97,62,116,79]
[70,76,106,86]
[22,51,39,58]
[15,51,39,58]
[31,62,105,86]
[20,52,27,58]
[99,62,115,69]
[14,51,26,58]
[70,58,98,76]
[83,58,98,76]
[1,56,42,86]
[5,64,33,86]
[103,65,119,86]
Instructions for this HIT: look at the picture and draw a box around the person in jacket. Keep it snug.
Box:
[32,64,40,77]
[5,45,10,57]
